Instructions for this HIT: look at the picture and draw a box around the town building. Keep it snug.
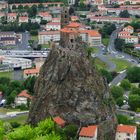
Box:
[68,0,76,5]
[80,30,102,46]
[123,26,134,34]
[15,90,32,106]
[2,57,32,70]
[19,16,29,23]
[23,68,40,79]
[9,2,63,9]
[71,16,79,22]
[134,44,140,50]
[53,116,65,127]
[52,18,61,23]
[0,32,16,46]
[118,31,131,37]
[46,22,61,30]
[89,16,132,24]
[94,0,104,5]
[38,31,60,44]
[7,13,17,22]
[0,1,8,10]
[79,125,98,140]
[119,35,138,44]
[38,12,52,21]
[115,124,137,140]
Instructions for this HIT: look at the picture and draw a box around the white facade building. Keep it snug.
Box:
[38,31,60,44]
[115,124,137,140]
[123,26,134,34]
[15,90,32,106]
[46,22,61,30]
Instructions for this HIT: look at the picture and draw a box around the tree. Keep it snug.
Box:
[116,97,124,107]
[130,86,140,96]
[120,79,131,90]
[27,5,37,18]
[114,38,125,51]
[64,124,78,139]
[100,69,113,83]
[12,5,16,10]
[119,10,130,18]
[38,3,44,9]
[117,114,134,125]
[127,67,140,83]
[111,86,124,100]
[128,94,140,111]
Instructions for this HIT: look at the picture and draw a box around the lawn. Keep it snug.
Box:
[0,108,20,113]
[31,35,38,42]
[108,57,131,72]
[94,58,108,70]
[102,37,109,47]
[0,71,13,78]
[92,47,99,53]
[41,44,50,49]
[2,115,28,125]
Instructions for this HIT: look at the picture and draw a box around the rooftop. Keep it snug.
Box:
[24,68,40,75]
[117,125,136,134]
[53,116,65,126]
[79,125,97,137]
[18,90,32,99]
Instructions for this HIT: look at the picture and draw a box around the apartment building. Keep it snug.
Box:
[38,31,60,44]
[0,32,16,46]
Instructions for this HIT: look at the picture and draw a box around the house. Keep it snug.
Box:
[94,0,104,5]
[53,116,65,127]
[115,124,137,140]
[134,44,140,50]
[0,1,8,10]
[119,35,138,44]
[46,22,61,30]
[23,68,40,79]
[38,12,52,21]
[15,90,32,106]
[138,32,140,38]
[7,13,17,22]
[68,0,76,5]
[118,31,131,37]
[0,32,16,46]
[123,26,134,34]
[71,16,79,22]
[38,31,60,44]
[79,125,98,140]
[19,16,28,23]
[0,12,5,19]
[52,18,61,22]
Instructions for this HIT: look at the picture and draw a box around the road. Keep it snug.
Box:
[107,27,139,86]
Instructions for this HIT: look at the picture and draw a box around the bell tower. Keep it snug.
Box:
[61,7,70,28]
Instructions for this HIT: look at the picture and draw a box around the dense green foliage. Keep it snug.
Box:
[99,23,116,38]
[0,118,78,140]
[100,69,113,83]
[119,10,130,18]
[111,86,124,107]
[127,67,140,83]
[114,38,125,51]
[120,79,131,91]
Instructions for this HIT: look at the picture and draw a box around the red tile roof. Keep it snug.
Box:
[60,28,78,33]
[117,125,136,134]
[80,30,101,37]
[66,22,81,28]
[18,90,32,99]
[53,116,65,126]
[79,125,97,137]
[24,68,40,75]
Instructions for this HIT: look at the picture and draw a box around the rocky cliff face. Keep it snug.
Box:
[28,45,117,139]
